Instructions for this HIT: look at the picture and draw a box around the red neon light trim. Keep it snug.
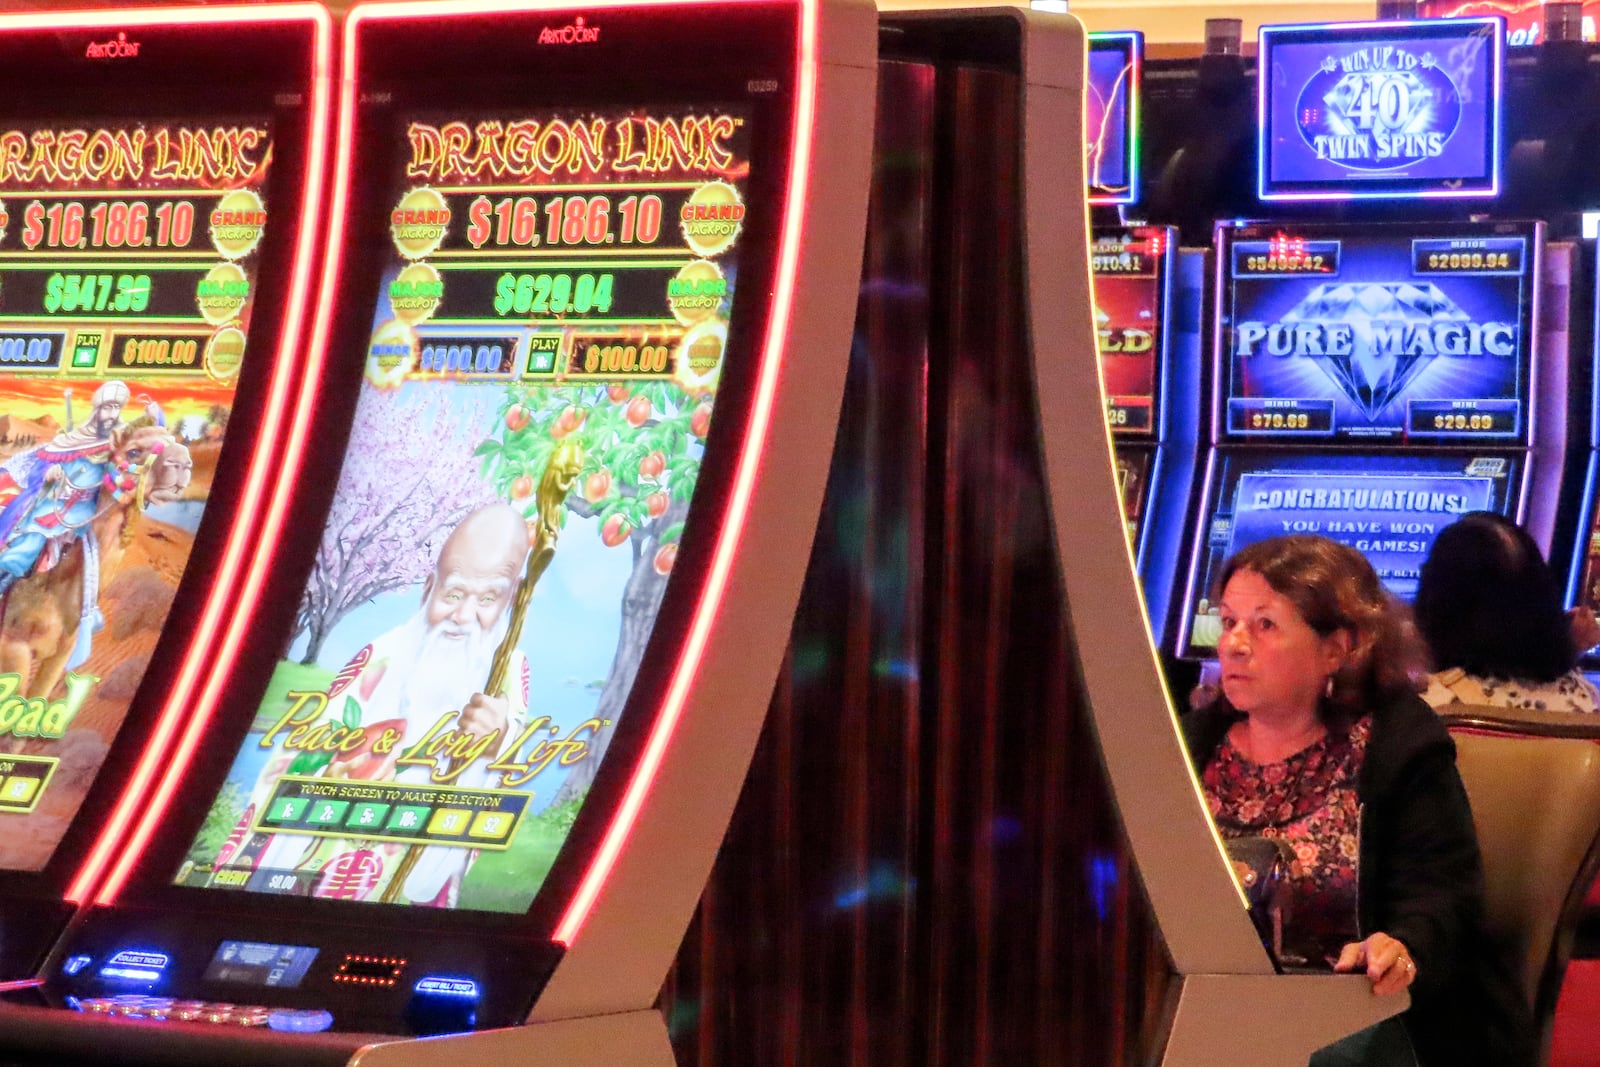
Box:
[0,4,324,30]
[553,0,819,946]
[73,4,336,906]
[99,0,816,927]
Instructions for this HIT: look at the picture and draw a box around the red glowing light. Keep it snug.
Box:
[74,3,335,906]
[553,0,820,945]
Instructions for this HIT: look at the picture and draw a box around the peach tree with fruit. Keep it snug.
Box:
[477,377,712,800]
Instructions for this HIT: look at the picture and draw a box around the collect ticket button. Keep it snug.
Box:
[306,801,350,827]
[425,808,471,837]
[467,811,514,841]
[0,776,39,805]
[265,797,311,824]
[345,802,390,831]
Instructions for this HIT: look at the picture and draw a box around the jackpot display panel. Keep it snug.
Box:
[1215,221,1541,446]
[0,5,331,978]
[1086,32,1140,206]
[15,0,873,1056]
[1179,220,1540,658]
[1258,18,1504,202]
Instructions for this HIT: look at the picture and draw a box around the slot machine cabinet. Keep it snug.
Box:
[0,3,333,983]
[0,1,876,1065]
[1028,17,1412,1067]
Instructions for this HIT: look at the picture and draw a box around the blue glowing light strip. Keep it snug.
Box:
[414,976,479,998]
[105,950,169,969]
[1255,17,1505,203]
[98,967,162,982]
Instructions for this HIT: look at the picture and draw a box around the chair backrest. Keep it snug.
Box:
[1442,705,1600,1056]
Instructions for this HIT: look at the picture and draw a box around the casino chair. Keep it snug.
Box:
[1435,704,1600,1062]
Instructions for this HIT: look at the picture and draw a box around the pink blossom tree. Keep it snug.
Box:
[293,385,497,664]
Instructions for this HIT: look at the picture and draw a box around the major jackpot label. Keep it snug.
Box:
[0,117,271,870]
[178,103,750,914]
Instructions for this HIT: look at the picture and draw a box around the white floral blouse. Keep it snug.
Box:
[1422,666,1600,714]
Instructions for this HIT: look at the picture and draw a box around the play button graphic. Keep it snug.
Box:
[1277,281,1467,421]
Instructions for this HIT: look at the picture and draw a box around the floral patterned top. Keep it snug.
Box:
[1203,716,1371,968]
[1422,667,1600,714]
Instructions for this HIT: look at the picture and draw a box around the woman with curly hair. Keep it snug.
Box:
[1184,534,1532,1065]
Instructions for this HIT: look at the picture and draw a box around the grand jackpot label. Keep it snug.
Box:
[180,104,751,914]
[0,118,270,870]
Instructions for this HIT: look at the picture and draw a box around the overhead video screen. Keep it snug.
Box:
[1417,0,1596,46]
[1216,222,1537,446]
[1087,32,1140,205]
[1180,449,1521,656]
[1092,226,1171,438]
[176,102,752,913]
[0,116,270,871]
[1258,18,1503,201]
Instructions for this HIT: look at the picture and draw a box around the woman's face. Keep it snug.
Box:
[1217,568,1350,720]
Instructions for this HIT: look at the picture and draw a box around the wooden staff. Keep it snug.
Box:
[380,452,574,904]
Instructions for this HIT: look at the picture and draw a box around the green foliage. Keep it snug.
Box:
[478,377,713,550]
[534,795,584,834]
[188,781,247,868]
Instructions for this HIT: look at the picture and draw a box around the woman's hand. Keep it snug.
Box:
[1334,932,1416,996]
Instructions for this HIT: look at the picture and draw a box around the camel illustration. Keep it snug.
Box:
[0,422,192,703]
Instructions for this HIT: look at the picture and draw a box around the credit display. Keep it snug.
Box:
[1087,32,1140,205]
[177,104,749,914]
[0,117,270,871]
[1258,18,1503,201]
[1216,222,1537,446]
[1181,450,1521,655]
[1093,226,1169,437]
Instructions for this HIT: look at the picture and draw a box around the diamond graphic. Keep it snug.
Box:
[1279,281,1470,420]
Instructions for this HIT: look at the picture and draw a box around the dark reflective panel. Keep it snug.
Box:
[660,56,1173,1067]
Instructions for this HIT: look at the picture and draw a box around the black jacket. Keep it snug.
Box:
[1183,694,1535,1067]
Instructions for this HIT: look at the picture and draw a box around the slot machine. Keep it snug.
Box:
[1086,32,1203,647]
[1172,18,1575,657]
[0,0,875,1063]
[0,4,333,982]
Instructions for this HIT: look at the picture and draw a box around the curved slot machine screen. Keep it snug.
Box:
[0,114,273,872]
[1086,32,1140,205]
[176,101,753,913]
[1216,221,1540,447]
[1258,17,1503,201]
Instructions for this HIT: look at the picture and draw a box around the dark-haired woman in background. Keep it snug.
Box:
[1414,511,1600,714]
[1185,534,1532,1065]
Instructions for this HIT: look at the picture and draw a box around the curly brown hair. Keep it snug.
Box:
[1214,535,1424,712]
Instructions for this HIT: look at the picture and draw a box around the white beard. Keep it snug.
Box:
[363,607,510,749]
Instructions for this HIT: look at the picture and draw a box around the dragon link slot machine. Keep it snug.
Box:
[1173,15,1577,661]
[0,1,876,1064]
[0,4,334,987]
